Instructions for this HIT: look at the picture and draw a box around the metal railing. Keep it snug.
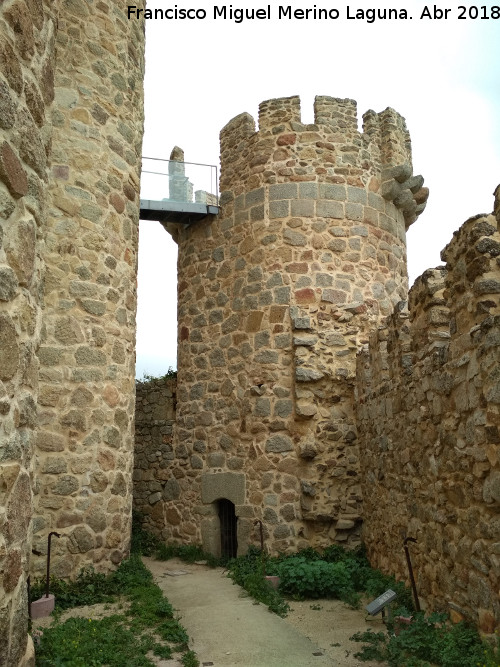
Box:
[141,157,218,206]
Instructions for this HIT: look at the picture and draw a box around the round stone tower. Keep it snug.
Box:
[166,95,428,556]
[32,0,145,578]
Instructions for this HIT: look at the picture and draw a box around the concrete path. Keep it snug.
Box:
[144,557,335,667]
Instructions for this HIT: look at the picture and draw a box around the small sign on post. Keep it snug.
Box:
[365,589,397,616]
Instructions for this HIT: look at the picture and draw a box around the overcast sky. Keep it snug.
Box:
[135,0,500,377]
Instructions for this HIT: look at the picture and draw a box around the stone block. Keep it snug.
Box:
[67,526,94,553]
[227,457,244,470]
[345,203,363,221]
[266,434,293,453]
[347,186,367,205]
[299,442,317,459]
[250,204,264,221]
[0,141,28,197]
[274,524,290,538]
[52,475,79,496]
[30,595,55,619]
[319,184,345,200]
[201,472,245,505]
[246,310,264,332]
[284,229,307,246]
[274,400,293,418]
[235,505,255,518]
[163,478,180,501]
[299,182,318,199]
[149,492,161,504]
[246,187,264,207]
[295,288,316,304]
[0,266,18,301]
[207,452,225,468]
[483,471,500,503]
[316,200,343,219]
[295,367,324,382]
[255,350,279,364]
[255,398,271,417]
[293,334,317,346]
[296,402,317,418]
[269,183,297,200]
[291,199,314,217]
[269,200,289,219]
[289,306,310,329]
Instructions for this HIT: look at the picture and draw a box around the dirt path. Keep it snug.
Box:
[145,557,387,667]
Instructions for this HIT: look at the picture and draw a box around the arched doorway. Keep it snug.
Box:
[218,499,237,559]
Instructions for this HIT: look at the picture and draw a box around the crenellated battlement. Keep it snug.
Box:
[219,95,427,227]
[258,94,302,129]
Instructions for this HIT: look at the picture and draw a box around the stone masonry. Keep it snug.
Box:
[32,0,145,581]
[0,3,498,658]
[0,2,56,663]
[133,98,499,633]
[134,180,500,632]
[356,187,500,632]
[0,1,145,664]
[134,377,177,534]
[155,96,429,557]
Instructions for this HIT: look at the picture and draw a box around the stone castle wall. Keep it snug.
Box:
[32,0,145,580]
[0,1,57,663]
[356,186,500,632]
[133,377,177,535]
[0,1,145,664]
[1,2,497,656]
[160,96,428,556]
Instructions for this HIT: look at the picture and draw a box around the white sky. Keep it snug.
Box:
[136,0,500,378]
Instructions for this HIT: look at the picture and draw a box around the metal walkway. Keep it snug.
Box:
[140,156,219,225]
[140,198,219,225]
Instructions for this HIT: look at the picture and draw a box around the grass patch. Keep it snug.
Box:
[32,554,198,667]
[351,612,500,667]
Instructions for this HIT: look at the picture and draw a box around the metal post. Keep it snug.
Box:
[45,532,61,598]
[403,537,421,612]
[254,519,264,551]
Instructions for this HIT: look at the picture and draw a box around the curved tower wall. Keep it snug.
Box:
[32,0,145,578]
[0,2,57,663]
[167,96,427,554]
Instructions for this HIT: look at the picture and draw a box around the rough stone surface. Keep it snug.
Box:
[0,1,146,663]
[149,96,421,561]
[0,29,497,660]
[133,101,498,636]
[133,378,177,536]
[357,207,500,630]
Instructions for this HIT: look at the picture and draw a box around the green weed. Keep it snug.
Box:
[351,612,500,667]
[136,368,177,385]
[227,546,290,617]
[272,556,355,602]
[30,566,117,611]
[182,649,200,667]
[32,554,196,667]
